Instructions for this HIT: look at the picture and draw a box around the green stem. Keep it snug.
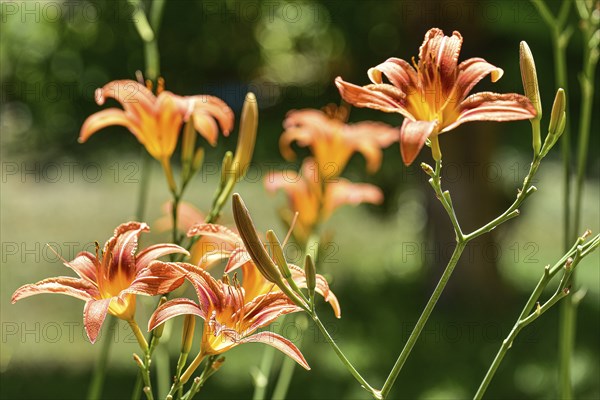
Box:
[475,234,599,399]
[271,350,298,400]
[181,356,220,400]
[128,320,149,353]
[465,156,540,241]
[311,314,380,398]
[380,242,466,398]
[86,316,118,400]
[429,160,464,240]
[252,346,276,400]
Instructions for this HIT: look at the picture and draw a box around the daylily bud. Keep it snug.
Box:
[212,356,226,372]
[304,254,316,301]
[541,88,566,157]
[549,89,566,135]
[232,92,258,181]
[232,194,281,284]
[153,297,168,339]
[420,162,434,177]
[133,353,144,368]
[181,116,197,183]
[266,230,292,279]
[180,314,196,355]
[519,41,542,120]
[191,147,205,174]
[220,151,233,188]
[233,194,308,310]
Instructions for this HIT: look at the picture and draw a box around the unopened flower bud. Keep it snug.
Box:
[519,41,542,120]
[304,254,316,301]
[133,353,144,368]
[266,230,292,279]
[192,147,205,174]
[232,194,281,284]
[232,92,258,181]
[212,356,225,372]
[220,151,233,187]
[181,116,197,182]
[548,89,566,144]
[420,162,434,177]
[181,314,196,355]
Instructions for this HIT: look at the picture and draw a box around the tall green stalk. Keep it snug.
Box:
[529,1,580,397]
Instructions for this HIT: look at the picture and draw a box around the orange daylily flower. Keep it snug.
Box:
[79,80,234,161]
[335,28,537,165]
[280,104,398,177]
[148,263,310,374]
[12,222,189,343]
[186,223,341,317]
[265,158,383,244]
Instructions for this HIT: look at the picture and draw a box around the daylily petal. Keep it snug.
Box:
[173,94,235,145]
[399,119,438,166]
[79,108,137,143]
[83,298,111,343]
[242,293,301,332]
[288,265,342,318]
[315,275,342,319]
[148,297,204,331]
[124,261,186,296]
[12,277,98,303]
[418,28,463,94]
[171,262,223,312]
[155,201,205,233]
[444,92,536,132]
[239,332,310,370]
[335,78,413,119]
[135,243,189,273]
[199,250,232,270]
[187,223,242,247]
[104,222,150,282]
[326,179,383,217]
[153,93,183,159]
[223,248,253,273]
[94,80,155,119]
[454,58,504,103]
[65,251,99,284]
[368,57,418,94]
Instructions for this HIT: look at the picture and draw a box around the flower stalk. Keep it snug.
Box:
[475,232,599,399]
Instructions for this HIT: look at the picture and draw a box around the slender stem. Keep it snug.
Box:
[475,234,599,399]
[380,242,466,398]
[465,156,540,241]
[429,160,464,240]
[87,316,118,400]
[475,289,567,400]
[154,345,171,399]
[311,314,380,398]
[128,320,149,353]
[180,352,206,385]
[252,331,278,400]
[181,356,220,400]
[271,349,298,400]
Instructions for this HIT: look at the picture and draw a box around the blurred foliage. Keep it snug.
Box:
[1,0,599,399]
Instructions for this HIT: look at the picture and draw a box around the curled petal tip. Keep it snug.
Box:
[491,68,504,82]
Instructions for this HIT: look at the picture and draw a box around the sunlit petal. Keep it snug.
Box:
[12,277,98,303]
[400,119,438,166]
[240,332,310,370]
[83,298,111,344]
[148,298,204,331]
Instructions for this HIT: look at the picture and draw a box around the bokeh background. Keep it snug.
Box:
[1,0,599,399]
